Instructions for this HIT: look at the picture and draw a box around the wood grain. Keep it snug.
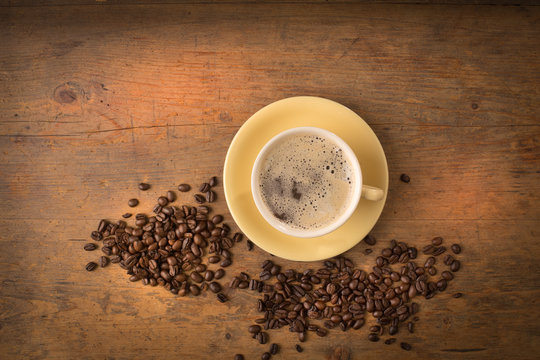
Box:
[0,2,539,360]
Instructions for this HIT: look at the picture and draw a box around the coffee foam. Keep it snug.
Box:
[258,134,355,231]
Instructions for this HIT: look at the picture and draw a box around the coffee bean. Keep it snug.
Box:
[270,343,279,355]
[408,321,414,333]
[217,293,228,303]
[422,245,435,254]
[138,183,150,191]
[295,344,303,353]
[157,196,168,207]
[178,184,191,192]
[452,292,463,298]
[258,331,268,344]
[389,325,398,335]
[247,240,254,251]
[428,267,437,276]
[261,353,270,360]
[84,243,97,251]
[209,176,218,187]
[220,259,232,267]
[450,260,461,272]
[166,191,176,202]
[451,244,462,254]
[91,231,103,241]
[215,269,225,279]
[384,338,396,345]
[234,355,244,360]
[364,248,373,255]
[98,256,109,267]
[199,183,210,193]
[400,173,410,183]
[85,262,97,271]
[432,236,443,245]
[194,194,205,204]
[190,284,201,296]
[209,281,221,293]
[368,333,379,342]
[212,215,223,224]
[400,342,412,351]
[249,325,262,334]
[128,199,139,207]
[444,254,455,266]
[190,272,203,283]
[441,271,454,280]
[363,234,376,246]
[122,213,132,218]
[206,190,216,203]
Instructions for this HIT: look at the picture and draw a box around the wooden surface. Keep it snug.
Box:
[1,2,539,359]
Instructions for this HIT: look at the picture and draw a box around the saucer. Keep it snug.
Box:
[223,96,388,261]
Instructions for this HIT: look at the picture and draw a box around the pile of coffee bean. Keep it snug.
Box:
[83,178,244,301]
[230,235,463,358]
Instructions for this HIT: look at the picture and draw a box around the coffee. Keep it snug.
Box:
[257,133,355,231]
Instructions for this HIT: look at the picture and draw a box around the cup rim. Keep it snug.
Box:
[251,126,362,238]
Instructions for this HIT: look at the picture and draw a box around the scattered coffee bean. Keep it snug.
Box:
[451,244,462,254]
[368,333,379,342]
[217,293,228,303]
[91,231,102,241]
[157,196,168,206]
[233,232,243,242]
[84,243,97,251]
[247,240,254,251]
[234,355,244,360]
[400,342,412,351]
[364,248,373,255]
[212,215,224,224]
[206,190,216,203]
[166,190,176,202]
[209,176,218,187]
[400,173,410,183]
[98,256,109,268]
[215,269,225,279]
[295,344,303,352]
[138,183,150,191]
[364,234,376,246]
[452,292,463,298]
[384,338,396,345]
[85,262,97,271]
[261,352,270,360]
[270,343,279,355]
[194,194,205,204]
[178,184,191,192]
[450,260,461,272]
[249,325,262,334]
[127,198,139,207]
[122,213,132,218]
[209,281,222,293]
[432,236,443,245]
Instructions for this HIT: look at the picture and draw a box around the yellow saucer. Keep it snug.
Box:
[223,96,388,261]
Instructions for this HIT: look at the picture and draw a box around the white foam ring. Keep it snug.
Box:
[258,134,355,231]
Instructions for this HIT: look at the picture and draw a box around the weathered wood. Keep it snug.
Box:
[0,2,539,360]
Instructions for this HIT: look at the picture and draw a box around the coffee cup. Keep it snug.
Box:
[251,126,384,238]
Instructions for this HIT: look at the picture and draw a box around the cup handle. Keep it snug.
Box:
[361,185,384,201]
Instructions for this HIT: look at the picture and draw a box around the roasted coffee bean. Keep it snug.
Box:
[451,244,462,254]
[364,248,373,255]
[363,234,376,246]
[209,176,218,187]
[234,355,244,360]
[384,338,397,345]
[247,240,254,251]
[91,231,103,241]
[452,292,463,298]
[190,272,204,283]
[432,236,443,245]
[138,183,150,191]
[217,293,228,303]
[98,256,109,267]
[249,325,262,334]
[199,183,210,193]
[212,215,223,224]
[84,243,97,251]
[441,271,454,280]
[128,199,139,207]
[122,213,132,218]
[204,270,214,281]
[85,262,97,271]
[400,173,410,183]
[295,344,303,353]
[400,342,412,351]
[270,343,279,355]
[258,332,268,344]
[428,267,437,276]
[178,184,191,192]
[194,194,205,204]
[261,353,270,360]
[166,191,176,202]
[389,325,398,335]
[157,196,168,207]
[233,232,243,242]
[369,325,380,333]
[190,284,201,296]
[220,259,232,267]
[368,333,379,342]
[422,245,435,254]
[450,260,461,272]
[316,328,327,337]
[214,269,225,279]
[209,281,221,293]
[206,190,216,203]
[424,256,436,268]
[444,254,455,266]
[208,255,220,264]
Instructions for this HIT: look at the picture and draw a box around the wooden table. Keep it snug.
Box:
[1,1,539,359]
